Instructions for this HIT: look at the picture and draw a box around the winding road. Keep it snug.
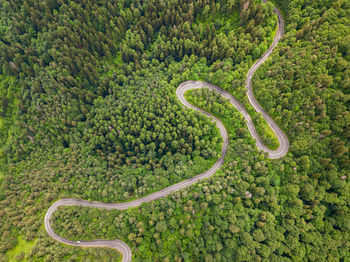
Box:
[44,3,288,262]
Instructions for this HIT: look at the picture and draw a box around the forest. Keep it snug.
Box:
[0,0,349,261]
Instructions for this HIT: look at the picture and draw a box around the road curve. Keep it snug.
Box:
[44,3,288,262]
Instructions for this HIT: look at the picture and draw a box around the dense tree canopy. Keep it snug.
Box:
[0,0,349,261]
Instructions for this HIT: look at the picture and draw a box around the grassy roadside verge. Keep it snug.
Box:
[252,112,279,150]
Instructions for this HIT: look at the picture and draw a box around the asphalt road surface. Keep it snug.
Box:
[44,4,288,262]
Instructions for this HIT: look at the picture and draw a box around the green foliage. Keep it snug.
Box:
[0,0,349,261]
[5,236,36,262]
[0,75,19,165]
[185,88,251,143]
[252,112,279,150]
[185,86,280,150]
